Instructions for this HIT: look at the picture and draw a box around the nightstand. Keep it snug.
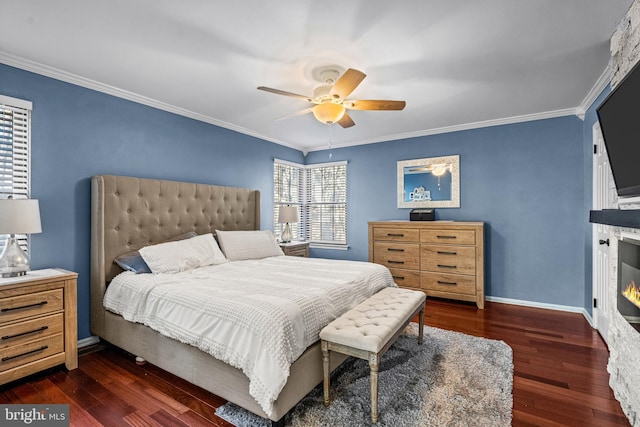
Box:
[279,241,310,258]
[0,269,78,385]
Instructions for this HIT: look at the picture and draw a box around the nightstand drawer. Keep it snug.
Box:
[0,289,64,324]
[0,334,64,373]
[0,313,63,350]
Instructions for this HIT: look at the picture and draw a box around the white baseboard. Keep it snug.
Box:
[78,336,100,349]
[486,296,594,326]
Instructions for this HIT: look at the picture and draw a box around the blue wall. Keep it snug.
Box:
[307,117,587,307]
[0,64,304,340]
[1,62,599,339]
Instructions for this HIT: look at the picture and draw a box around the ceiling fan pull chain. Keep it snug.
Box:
[328,124,333,159]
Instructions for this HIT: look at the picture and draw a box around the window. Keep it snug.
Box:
[274,159,347,248]
[0,95,33,254]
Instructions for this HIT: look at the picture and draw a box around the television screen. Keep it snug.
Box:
[597,60,640,198]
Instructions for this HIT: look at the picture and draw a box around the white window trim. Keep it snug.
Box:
[274,158,348,248]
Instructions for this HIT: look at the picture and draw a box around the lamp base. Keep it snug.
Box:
[281,223,293,243]
[0,235,31,278]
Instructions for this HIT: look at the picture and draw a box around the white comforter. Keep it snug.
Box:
[103,256,394,416]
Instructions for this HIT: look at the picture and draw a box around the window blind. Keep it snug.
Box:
[273,160,304,240]
[306,162,347,245]
[0,96,32,254]
[274,159,347,247]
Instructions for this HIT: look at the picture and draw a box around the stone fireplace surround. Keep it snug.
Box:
[607,227,640,425]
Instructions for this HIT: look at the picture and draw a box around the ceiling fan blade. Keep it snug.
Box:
[344,100,406,110]
[257,86,313,102]
[330,69,366,99]
[337,113,355,128]
[276,107,313,121]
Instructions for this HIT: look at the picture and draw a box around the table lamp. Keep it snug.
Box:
[278,206,298,243]
[0,198,42,277]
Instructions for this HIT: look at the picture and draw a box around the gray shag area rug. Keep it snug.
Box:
[216,324,513,427]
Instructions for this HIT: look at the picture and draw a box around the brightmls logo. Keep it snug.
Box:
[1,405,69,426]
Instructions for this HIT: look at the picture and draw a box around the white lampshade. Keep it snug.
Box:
[278,206,298,224]
[0,199,42,234]
[0,198,42,277]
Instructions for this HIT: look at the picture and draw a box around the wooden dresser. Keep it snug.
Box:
[368,221,485,308]
[0,269,78,385]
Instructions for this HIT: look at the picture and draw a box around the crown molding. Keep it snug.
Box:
[0,51,302,152]
[575,63,611,119]
[1,51,596,155]
[307,107,578,152]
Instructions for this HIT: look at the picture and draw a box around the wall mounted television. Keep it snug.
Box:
[596,59,640,198]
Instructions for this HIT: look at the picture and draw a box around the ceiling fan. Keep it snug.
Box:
[257,68,406,128]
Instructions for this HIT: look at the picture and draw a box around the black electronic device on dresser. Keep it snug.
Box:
[410,208,434,221]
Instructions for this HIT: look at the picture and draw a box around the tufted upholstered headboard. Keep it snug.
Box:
[90,175,260,334]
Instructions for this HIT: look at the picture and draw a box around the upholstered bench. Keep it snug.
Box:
[319,287,426,423]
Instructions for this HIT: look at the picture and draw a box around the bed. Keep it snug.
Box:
[90,174,394,425]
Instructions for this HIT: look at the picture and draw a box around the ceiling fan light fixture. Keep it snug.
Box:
[312,102,345,125]
[431,164,449,177]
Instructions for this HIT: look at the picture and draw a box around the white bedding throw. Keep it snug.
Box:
[103,256,394,417]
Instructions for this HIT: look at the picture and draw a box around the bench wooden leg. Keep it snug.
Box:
[369,353,379,423]
[321,340,330,407]
[418,307,425,345]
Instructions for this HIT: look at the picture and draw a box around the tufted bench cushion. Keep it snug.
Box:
[319,286,426,423]
[319,287,426,353]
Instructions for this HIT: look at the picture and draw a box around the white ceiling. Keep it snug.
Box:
[0,1,633,153]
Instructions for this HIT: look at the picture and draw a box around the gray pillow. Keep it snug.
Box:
[114,231,198,273]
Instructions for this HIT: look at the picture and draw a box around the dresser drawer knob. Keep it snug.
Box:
[1,301,48,313]
[387,248,405,252]
[387,260,405,264]
[392,275,405,280]
[2,345,48,362]
[437,235,457,239]
[386,233,404,237]
[437,280,458,286]
[437,264,457,269]
[437,251,457,255]
[2,326,49,341]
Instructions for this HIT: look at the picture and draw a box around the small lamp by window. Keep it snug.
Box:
[278,206,298,243]
[0,198,42,277]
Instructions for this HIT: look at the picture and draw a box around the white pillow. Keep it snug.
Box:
[215,229,284,261]
[139,233,227,273]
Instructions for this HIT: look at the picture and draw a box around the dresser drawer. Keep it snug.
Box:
[0,289,64,325]
[421,229,475,245]
[373,242,420,270]
[421,272,476,296]
[0,334,64,373]
[388,268,421,289]
[421,245,476,276]
[373,228,420,243]
[0,313,63,350]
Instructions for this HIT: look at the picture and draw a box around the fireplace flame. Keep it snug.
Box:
[623,280,640,309]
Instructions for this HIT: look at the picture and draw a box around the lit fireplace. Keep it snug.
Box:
[623,280,640,309]
[617,238,640,333]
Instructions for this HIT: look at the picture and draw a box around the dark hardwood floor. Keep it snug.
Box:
[0,298,631,426]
